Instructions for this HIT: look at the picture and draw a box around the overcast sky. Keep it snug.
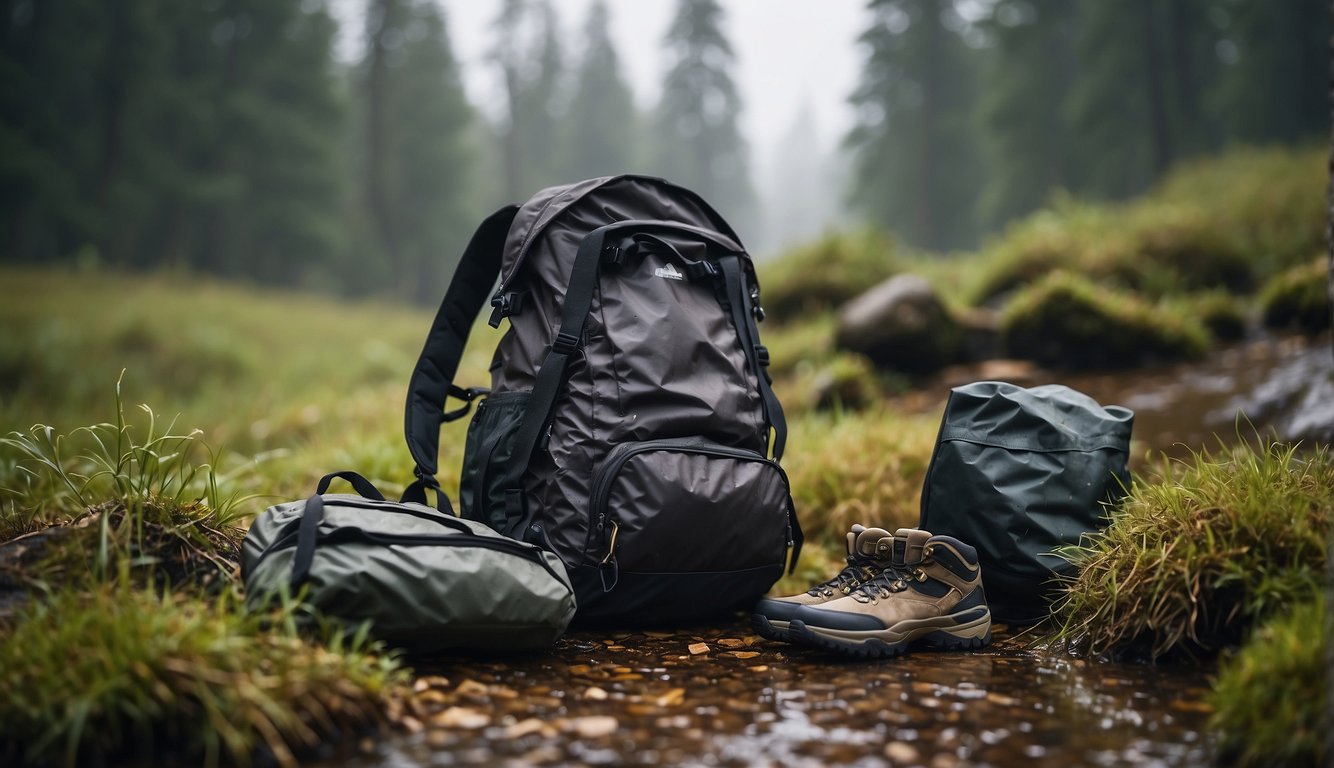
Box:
[390,1,870,164]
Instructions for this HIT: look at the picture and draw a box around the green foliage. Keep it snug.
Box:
[1049,441,1331,660]
[0,584,405,767]
[1000,271,1210,369]
[1259,256,1331,335]
[1209,598,1328,768]
[847,0,982,250]
[758,230,898,322]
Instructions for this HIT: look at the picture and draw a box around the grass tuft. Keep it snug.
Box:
[0,583,406,768]
[1048,440,1331,660]
[1208,597,1328,767]
[1259,255,1332,335]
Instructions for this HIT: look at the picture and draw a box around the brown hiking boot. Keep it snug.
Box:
[751,526,928,641]
[787,533,992,659]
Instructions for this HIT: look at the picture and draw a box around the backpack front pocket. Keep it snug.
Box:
[579,438,793,622]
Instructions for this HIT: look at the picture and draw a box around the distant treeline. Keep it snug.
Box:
[1,0,1326,301]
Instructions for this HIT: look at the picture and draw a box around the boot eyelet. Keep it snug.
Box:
[914,569,928,582]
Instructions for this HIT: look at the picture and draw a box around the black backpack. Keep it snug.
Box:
[402,175,803,624]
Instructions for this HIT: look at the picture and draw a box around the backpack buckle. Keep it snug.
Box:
[552,332,580,355]
[755,345,771,367]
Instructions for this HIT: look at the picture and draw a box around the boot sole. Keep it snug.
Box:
[788,608,992,659]
[751,613,791,642]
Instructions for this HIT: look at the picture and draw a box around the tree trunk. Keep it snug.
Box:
[1140,0,1171,177]
[366,0,401,294]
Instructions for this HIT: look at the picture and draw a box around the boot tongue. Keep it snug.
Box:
[850,527,895,562]
[891,528,932,568]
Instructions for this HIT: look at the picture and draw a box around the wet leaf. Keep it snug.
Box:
[716,638,747,648]
[730,651,760,660]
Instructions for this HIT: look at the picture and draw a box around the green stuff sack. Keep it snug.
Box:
[242,472,576,653]
[919,382,1133,625]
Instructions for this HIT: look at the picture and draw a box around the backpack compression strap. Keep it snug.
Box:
[403,204,520,505]
[498,220,789,540]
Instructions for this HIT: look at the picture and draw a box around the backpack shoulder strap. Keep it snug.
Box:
[403,204,520,503]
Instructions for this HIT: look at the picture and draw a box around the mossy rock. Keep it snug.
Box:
[1000,271,1210,369]
[810,353,881,411]
[758,230,897,322]
[1259,256,1331,334]
[1099,205,1254,296]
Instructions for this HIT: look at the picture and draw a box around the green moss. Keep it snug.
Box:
[1153,145,1326,278]
[758,230,898,323]
[810,352,882,411]
[1000,271,1211,369]
[0,584,406,767]
[1259,256,1332,334]
[1172,291,1249,342]
[1209,598,1328,767]
[1049,441,1331,660]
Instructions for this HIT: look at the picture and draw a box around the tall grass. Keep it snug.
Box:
[1048,440,1331,660]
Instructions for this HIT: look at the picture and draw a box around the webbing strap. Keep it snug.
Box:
[498,225,612,538]
[720,255,787,461]
[403,204,520,499]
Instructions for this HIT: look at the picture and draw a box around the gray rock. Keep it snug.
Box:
[834,274,962,374]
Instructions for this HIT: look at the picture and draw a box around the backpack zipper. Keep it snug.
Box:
[583,438,787,561]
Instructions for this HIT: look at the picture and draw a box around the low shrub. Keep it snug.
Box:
[1000,271,1211,369]
[1259,256,1331,334]
[758,229,897,322]
[1209,597,1327,768]
[1048,441,1331,660]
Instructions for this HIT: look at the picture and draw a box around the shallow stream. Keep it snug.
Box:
[341,334,1329,767]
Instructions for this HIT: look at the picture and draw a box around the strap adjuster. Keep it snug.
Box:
[755,345,771,367]
[488,292,526,327]
[552,332,580,355]
[685,261,718,281]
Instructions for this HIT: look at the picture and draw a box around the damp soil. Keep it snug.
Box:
[338,621,1215,768]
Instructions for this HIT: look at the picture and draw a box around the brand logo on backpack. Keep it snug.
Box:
[653,263,685,281]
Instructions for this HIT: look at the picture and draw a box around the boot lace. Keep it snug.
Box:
[851,563,928,603]
[806,557,881,598]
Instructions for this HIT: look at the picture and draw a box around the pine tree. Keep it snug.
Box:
[358,0,479,301]
[974,0,1080,230]
[847,0,981,251]
[491,0,566,198]
[1211,0,1328,145]
[560,0,638,180]
[654,0,757,237]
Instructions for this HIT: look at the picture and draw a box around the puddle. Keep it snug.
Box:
[335,622,1215,767]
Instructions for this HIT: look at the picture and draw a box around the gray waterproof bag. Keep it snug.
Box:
[242,472,576,653]
[919,382,1134,624]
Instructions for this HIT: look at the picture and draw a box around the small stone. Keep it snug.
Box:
[583,686,609,700]
[570,715,619,739]
[655,688,686,707]
[688,643,710,655]
[413,675,450,693]
[884,741,919,764]
[431,706,489,729]
[716,638,748,648]
[504,718,553,739]
[730,651,760,659]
